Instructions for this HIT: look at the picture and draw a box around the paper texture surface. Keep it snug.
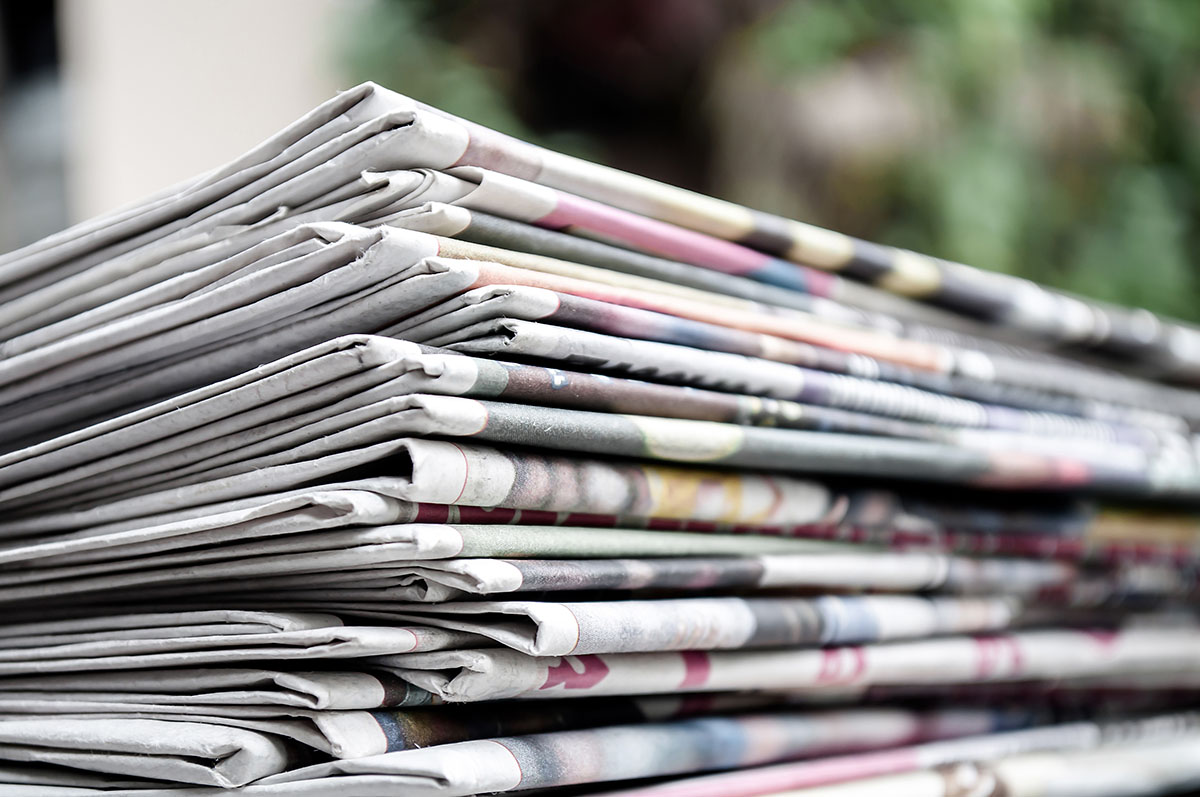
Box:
[1,81,1199,796]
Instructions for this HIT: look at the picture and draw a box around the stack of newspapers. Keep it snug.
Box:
[2,82,1200,796]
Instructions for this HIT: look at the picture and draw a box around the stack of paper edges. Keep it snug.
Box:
[1,82,1200,797]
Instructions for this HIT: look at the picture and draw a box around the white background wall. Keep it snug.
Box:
[59,0,355,221]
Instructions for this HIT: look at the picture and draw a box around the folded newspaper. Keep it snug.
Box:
[0,82,1199,796]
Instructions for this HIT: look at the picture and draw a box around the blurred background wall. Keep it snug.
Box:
[0,1,66,250]
[0,0,1197,321]
[59,0,346,220]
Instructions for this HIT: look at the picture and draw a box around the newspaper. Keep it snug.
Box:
[4,392,1183,515]
[124,551,1082,602]
[0,229,465,448]
[0,528,837,607]
[0,609,479,675]
[0,762,160,792]
[0,693,781,758]
[0,336,423,490]
[1,81,1200,796]
[396,86,1200,378]
[51,712,1199,796]
[0,708,357,762]
[1,458,1193,594]
[29,549,1183,611]
[5,338,1155,541]
[380,625,1200,701]
[5,83,1197,381]
[424,285,1193,445]
[183,707,1024,796]
[0,193,1156,448]
[2,220,1190,460]
[0,431,835,532]
[328,595,1020,656]
[0,667,434,710]
[385,203,1047,346]
[413,243,1196,431]
[374,169,1200,406]
[388,295,1189,482]
[397,294,1180,449]
[593,713,1200,797]
[11,484,1188,575]
[0,718,297,787]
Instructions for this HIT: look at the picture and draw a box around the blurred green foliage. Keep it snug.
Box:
[341,0,1200,321]
[746,0,1200,321]
[339,0,531,137]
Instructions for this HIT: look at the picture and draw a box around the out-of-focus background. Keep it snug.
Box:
[1,0,1197,320]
